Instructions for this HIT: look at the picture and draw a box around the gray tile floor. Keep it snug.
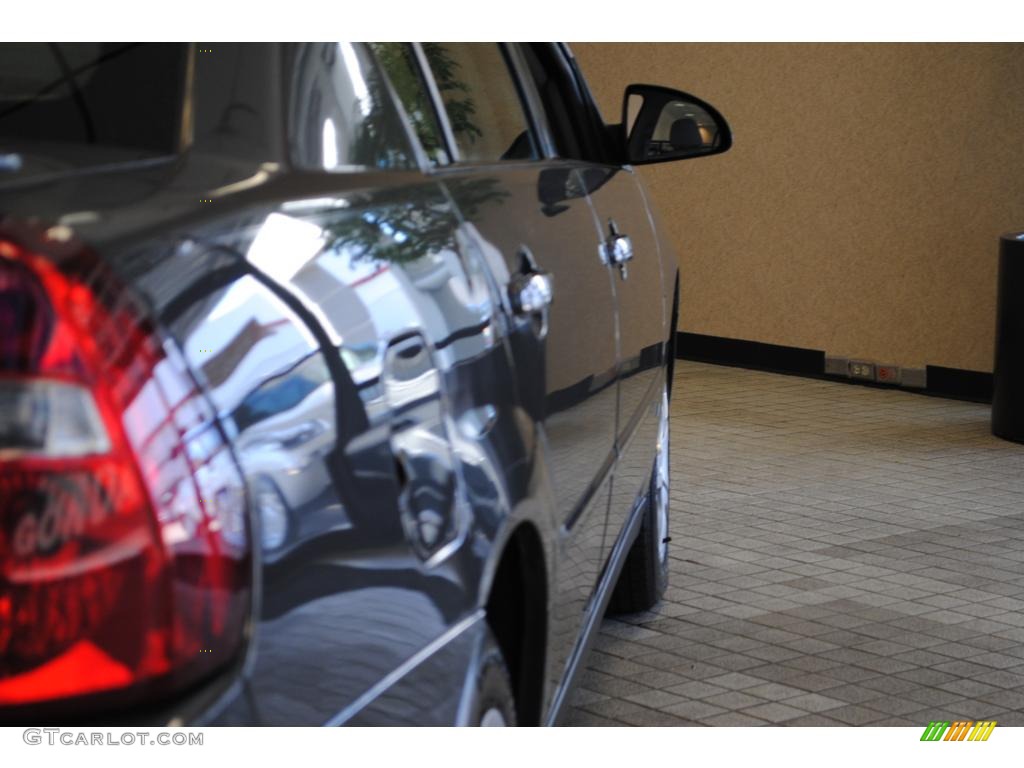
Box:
[565,361,1024,726]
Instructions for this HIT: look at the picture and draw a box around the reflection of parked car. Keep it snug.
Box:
[0,42,730,725]
[232,353,346,555]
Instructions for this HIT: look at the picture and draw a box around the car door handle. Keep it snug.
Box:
[604,219,633,279]
[607,233,633,265]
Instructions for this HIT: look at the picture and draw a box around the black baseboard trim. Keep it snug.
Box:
[676,332,825,377]
[676,332,994,404]
[924,365,994,404]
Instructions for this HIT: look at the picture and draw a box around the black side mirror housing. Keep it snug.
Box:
[622,84,732,165]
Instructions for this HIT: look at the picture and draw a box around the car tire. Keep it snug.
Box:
[468,627,517,726]
[607,384,670,614]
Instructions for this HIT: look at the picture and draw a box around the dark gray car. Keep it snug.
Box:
[0,42,730,725]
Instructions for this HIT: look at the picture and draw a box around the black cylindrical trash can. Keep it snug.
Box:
[992,232,1024,443]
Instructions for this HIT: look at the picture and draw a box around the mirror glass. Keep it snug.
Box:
[625,89,725,163]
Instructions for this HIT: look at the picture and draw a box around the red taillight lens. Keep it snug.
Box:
[0,237,250,711]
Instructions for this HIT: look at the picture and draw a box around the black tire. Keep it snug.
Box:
[607,475,669,614]
[607,390,671,615]
[468,628,517,726]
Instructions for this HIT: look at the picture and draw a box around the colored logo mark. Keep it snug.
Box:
[920,720,997,742]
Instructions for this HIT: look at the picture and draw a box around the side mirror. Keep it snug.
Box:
[622,84,732,165]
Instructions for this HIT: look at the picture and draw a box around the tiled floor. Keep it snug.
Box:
[565,361,1024,726]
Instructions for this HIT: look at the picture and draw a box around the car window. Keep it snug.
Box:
[423,43,536,164]
[519,43,614,165]
[0,43,186,159]
[285,42,415,172]
[517,43,584,161]
[368,43,449,166]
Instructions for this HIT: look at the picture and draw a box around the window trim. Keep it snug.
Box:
[558,43,619,166]
[409,43,462,164]
[502,43,557,160]
[179,42,197,153]
[521,43,618,168]
[363,42,437,171]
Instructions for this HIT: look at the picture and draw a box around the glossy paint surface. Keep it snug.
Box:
[443,164,620,713]
[0,42,673,726]
[583,166,668,569]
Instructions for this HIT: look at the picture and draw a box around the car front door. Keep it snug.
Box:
[581,168,667,565]
[519,44,670,567]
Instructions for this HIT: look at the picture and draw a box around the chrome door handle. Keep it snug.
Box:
[607,234,633,265]
[604,219,633,278]
[509,270,554,315]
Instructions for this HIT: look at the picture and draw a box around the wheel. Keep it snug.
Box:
[607,383,670,614]
[467,627,517,726]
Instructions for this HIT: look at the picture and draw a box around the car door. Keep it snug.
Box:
[518,44,670,566]
[374,42,619,705]
[582,170,667,564]
[146,42,521,725]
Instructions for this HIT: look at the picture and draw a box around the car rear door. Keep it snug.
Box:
[375,43,619,702]
[158,43,517,725]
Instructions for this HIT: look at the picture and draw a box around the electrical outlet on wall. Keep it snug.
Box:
[825,355,926,389]
[876,365,900,384]
[848,361,876,381]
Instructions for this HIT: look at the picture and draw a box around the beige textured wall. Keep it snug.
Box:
[572,43,1024,372]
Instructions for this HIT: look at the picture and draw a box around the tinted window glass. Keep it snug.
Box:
[368,43,449,166]
[425,43,535,163]
[519,43,583,160]
[0,43,185,156]
[286,42,415,172]
[520,43,614,164]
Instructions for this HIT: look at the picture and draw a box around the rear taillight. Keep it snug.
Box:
[0,235,250,711]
